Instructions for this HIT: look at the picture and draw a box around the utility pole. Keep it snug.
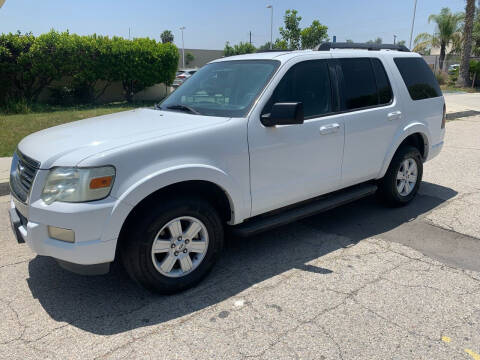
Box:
[267,5,273,49]
[393,34,397,45]
[128,27,133,101]
[408,0,418,49]
[249,31,252,45]
[180,26,186,69]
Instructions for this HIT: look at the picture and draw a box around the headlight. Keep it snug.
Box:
[42,166,115,205]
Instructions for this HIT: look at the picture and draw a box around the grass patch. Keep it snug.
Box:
[441,84,479,93]
[0,102,156,157]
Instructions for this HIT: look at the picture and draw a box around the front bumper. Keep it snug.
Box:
[9,195,118,267]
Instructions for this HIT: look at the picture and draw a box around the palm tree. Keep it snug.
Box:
[474,8,480,56]
[457,0,477,87]
[414,8,464,71]
[160,30,174,44]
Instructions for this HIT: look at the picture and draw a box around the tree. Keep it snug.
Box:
[415,8,464,71]
[68,34,120,102]
[109,37,178,102]
[185,52,194,65]
[28,30,75,102]
[224,41,256,56]
[160,30,174,44]
[345,39,354,43]
[274,38,289,50]
[279,9,302,49]
[397,40,406,46]
[300,20,328,49]
[257,42,272,51]
[457,0,476,87]
[473,8,480,55]
[366,37,382,45]
[413,33,434,54]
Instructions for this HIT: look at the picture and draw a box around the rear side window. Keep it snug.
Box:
[394,57,441,100]
[371,58,393,104]
[338,58,379,110]
[264,60,332,118]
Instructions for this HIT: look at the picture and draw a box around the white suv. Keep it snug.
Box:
[9,43,445,293]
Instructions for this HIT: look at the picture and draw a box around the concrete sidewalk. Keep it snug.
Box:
[0,157,10,185]
[444,92,480,114]
[0,92,478,185]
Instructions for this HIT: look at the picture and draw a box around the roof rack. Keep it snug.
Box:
[315,42,410,52]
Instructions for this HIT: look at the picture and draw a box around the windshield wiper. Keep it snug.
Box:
[165,104,200,115]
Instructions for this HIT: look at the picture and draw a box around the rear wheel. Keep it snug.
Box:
[121,198,224,294]
[378,145,423,206]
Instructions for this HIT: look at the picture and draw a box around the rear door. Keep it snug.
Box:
[337,56,403,187]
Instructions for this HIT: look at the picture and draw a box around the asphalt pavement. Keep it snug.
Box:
[0,95,479,359]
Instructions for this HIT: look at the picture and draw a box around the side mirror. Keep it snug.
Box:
[261,102,304,127]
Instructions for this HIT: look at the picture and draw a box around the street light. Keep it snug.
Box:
[408,0,418,49]
[267,5,273,49]
[180,26,186,69]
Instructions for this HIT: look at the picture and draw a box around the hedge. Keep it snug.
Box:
[0,30,179,106]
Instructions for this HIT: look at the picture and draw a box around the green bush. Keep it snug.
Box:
[0,98,31,114]
[0,30,179,109]
[435,71,448,85]
[0,32,36,105]
[48,86,76,106]
[448,67,459,86]
[470,60,480,86]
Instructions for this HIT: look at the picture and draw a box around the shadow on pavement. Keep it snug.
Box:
[446,110,480,120]
[26,181,456,335]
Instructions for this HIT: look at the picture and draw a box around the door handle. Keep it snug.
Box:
[319,123,340,135]
[387,110,402,121]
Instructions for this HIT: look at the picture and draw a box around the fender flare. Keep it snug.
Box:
[377,122,430,179]
[100,164,248,243]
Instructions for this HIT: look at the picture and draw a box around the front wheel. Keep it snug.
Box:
[121,198,224,294]
[378,145,423,206]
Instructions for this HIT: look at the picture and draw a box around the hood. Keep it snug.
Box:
[18,108,228,169]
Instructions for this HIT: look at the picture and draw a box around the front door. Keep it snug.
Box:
[248,59,345,216]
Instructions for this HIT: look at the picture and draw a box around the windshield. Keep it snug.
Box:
[160,60,280,117]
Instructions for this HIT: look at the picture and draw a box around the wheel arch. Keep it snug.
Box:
[378,123,430,179]
[115,179,234,257]
[100,165,248,256]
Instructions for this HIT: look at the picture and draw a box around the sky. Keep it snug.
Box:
[0,0,468,50]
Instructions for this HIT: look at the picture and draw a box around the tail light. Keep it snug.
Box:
[177,74,187,79]
[441,103,446,129]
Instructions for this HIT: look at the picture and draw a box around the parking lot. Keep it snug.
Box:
[1,94,480,359]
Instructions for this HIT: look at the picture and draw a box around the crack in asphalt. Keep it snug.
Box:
[0,259,31,269]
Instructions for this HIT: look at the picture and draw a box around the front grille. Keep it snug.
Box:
[10,151,40,203]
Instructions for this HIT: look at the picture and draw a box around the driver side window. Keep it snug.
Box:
[263,60,332,119]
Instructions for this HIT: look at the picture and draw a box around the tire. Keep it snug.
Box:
[378,145,423,207]
[121,197,224,294]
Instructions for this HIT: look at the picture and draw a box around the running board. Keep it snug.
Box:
[231,183,377,237]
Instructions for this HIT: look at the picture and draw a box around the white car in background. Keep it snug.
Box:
[9,43,445,294]
[448,64,460,74]
[172,69,197,88]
